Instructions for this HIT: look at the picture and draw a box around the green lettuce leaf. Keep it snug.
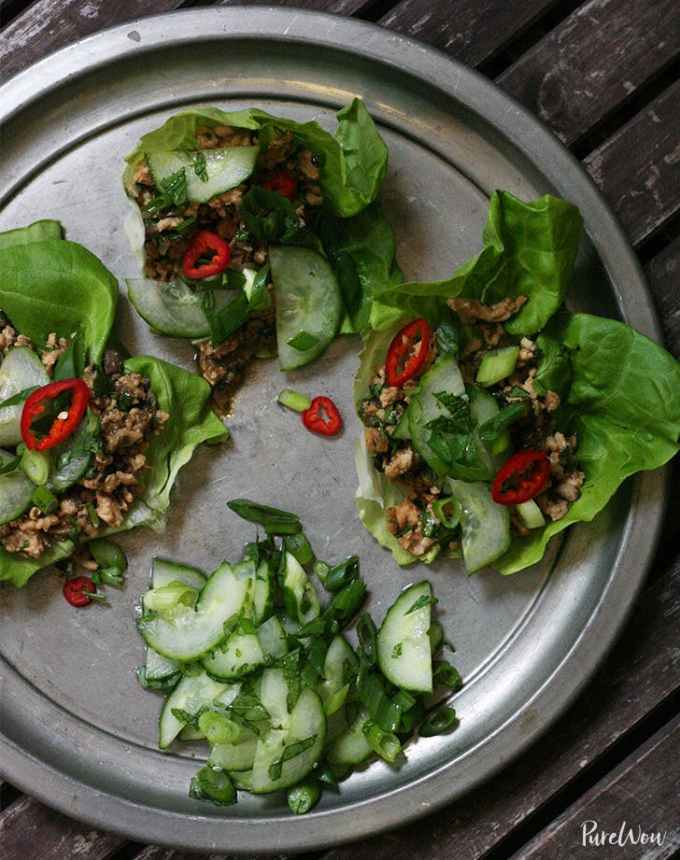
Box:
[0,357,227,587]
[368,191,582,334]
[315,202,402,331]
[0,220,63,251]
[124,355,228,513]
[497,313,680,573]
[0,239,118,364]
[125,99,387,218]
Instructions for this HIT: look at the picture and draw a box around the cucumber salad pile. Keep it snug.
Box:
[137,500,462,813]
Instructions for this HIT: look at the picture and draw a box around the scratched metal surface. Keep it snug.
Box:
[0,9,666,854]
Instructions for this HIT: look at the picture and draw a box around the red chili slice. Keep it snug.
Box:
[385,319,432,387]
[302,396,343,437]
[182,230,231,280]
[21,378,90,452]
[491,450,551,506]
[63,576,97,608]
[262,170,298,200]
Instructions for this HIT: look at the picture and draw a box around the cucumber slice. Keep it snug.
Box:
[209,731,258,772]
[516,499,546,529]
[179,725,206,741]
[253,560,273,624]
[152,557,206,591]
[327,706,372,766]
[0,449,34,525]
[147,147,259,204]
[270,246,342,371]
[468,386,510,457]
[202,632,265,680]
[449,479,511,573]
[377,581,433,694]
[139,562,251,661]
[257,615,288,662]
[126,279,236,339]
[259,667,290,730]
[158,670,229,749]
[251,688,326,794]
[406,355,466,475]
[476,346,519,387]
[0,348,49,447]
[144,646,180,682]
[282,551,320,626]
[319,636,357,716]
[231,770,254,791]
[49,410,98,492]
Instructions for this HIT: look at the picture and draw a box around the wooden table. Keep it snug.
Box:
[1,1,679,857]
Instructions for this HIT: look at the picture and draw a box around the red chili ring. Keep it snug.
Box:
[302,396,343,437]
[21,378,90,452]
[262,170,298,200]
[63,576,97,608]
[385,319,432,387]
[491,449,551,506]
[182,230,231,280]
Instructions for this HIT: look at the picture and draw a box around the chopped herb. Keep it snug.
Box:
[391,642,403,658]
[0,385,39,410]
[287,331,320,352]
[405,593,438,615]
[144,168,188,216]
[268,734,317,781]
[192,151,208,182]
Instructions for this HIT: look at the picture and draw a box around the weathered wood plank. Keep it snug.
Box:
[498,0,680,147]
[0,795,124,860]
[584,79,680,246]
[321,559,680,860]
[218,0,374,14]
[647,235,680,357]
[379,0,560,68]
[0,0,185,85]
[514,715,680,859]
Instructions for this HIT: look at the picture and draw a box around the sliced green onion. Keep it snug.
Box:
[89,538,127,573]
[431,496,461,530]
[312,559,331,586]
[189,765,236,806]
[20,449,50,486]
[356,612,378,665]
[198,709,242,745]
[31,485,57,514]
[284,531,314,565]
[362,720,402,764]
[433,661,463,691]
[277,388,312,413]
[287,780,321,815]
[324,556,360,592]
[419,705,459,737]
[227,498,302,535]
[144,581,198,616]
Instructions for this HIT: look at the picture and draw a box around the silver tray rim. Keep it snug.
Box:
[0,7,667,853]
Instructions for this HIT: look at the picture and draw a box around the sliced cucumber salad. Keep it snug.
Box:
[136,499,463,814]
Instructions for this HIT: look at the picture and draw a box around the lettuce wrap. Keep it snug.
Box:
[354,193,680,574]
[0,223,227,587]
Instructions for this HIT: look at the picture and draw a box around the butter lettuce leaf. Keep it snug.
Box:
[125,98,387,219]
[497,313,680,573]
[124,355,228,514]
[369,191,582,335]
[0,238,118,365]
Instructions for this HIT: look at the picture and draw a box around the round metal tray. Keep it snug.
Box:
[0,8,666,854]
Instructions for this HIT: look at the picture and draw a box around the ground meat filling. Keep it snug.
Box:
[358,300,585,554]
[129,125,322,408]
[0,339,167,559]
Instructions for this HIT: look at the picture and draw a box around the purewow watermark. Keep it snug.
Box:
[581,820,667,848]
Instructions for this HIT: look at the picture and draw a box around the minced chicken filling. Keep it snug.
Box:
[359,297,584,558]
[129,125,323,410]
[0,327,167,559]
